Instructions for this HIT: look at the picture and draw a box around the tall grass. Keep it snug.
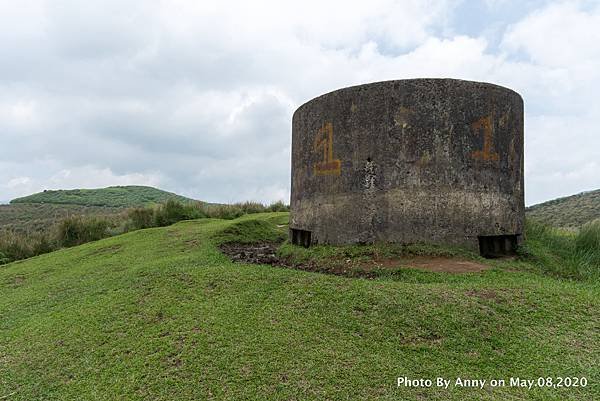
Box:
[126,207,155,230]
[0,251,9,265]
[56,216,112,247]
[576,219,600,252]
[0,199,289,265]
[152,199,206,227]
[0,231,54,263]
[522,219,600,280]
[575,219,600,272]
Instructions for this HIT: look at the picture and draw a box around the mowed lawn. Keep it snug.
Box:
[1,213,598,400]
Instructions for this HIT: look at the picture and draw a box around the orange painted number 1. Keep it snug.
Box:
[314,122,341,175]
[471,115,499,161]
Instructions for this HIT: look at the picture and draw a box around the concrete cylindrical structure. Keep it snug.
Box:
[289,79,524,255]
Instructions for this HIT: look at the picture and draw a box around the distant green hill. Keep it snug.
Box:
[3,186,198,233]
[526,189,600,228]
[10,186,196,208]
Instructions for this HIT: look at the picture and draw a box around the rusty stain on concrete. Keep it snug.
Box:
[471,115,500,162]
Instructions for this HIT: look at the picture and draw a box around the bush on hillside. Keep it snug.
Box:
[32,235,54,256]
[523,218,600,280]
[56,216,111,247]
[237,201,266,214]
[576,219,600,252]
[127,207,155,230]
[206,204,245,220]
[267,201,289,212]
[200,201,289,219]
[0,232,31,261]
[0,231,54,263]
[0,250,10,265]
[575,219,600,269]
[153,199,206,227]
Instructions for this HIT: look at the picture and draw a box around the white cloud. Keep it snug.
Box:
[0,0,598,205]
[502,1,600,68]
[500,1,600,203]
[7,177,32,189]
[0,99,39,128]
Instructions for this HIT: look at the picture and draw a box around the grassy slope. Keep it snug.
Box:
[527,189,600,228]
[1,213,599,400]
[10,186,195,208]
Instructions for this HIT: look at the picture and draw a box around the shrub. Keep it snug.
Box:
[184,202,208,220]
[153,199,204,227]
[56,216,110,247]
[267,201,289,212]
[207,204,245,220]
[576,219,600,252]
[575,219,600,271]
[181,201,289,220]
[0,231,34,261]
[237,201,266,214]
[127,207,155,230]
[0,250,10,265]
[523,218,600,280]
[0,230,55,262]
[31,234,54,256]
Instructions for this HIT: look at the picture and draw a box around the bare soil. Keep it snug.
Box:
[219,242,491,276]
[383,256,490,273]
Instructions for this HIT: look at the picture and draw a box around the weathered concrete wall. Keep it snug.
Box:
[289,79,524,252]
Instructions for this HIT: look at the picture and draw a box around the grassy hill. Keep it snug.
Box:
[1,213,598,400]
[2,186,198,234]
[527,189,600,228]
[10,186,196,208]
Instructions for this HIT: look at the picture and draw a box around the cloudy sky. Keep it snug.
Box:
[1,0,599,205]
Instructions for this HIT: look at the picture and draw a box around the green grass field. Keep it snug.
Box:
[1,213,599,400]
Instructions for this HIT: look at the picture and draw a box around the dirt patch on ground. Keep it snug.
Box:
[219,242,490,276]
[390,256,490,273]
